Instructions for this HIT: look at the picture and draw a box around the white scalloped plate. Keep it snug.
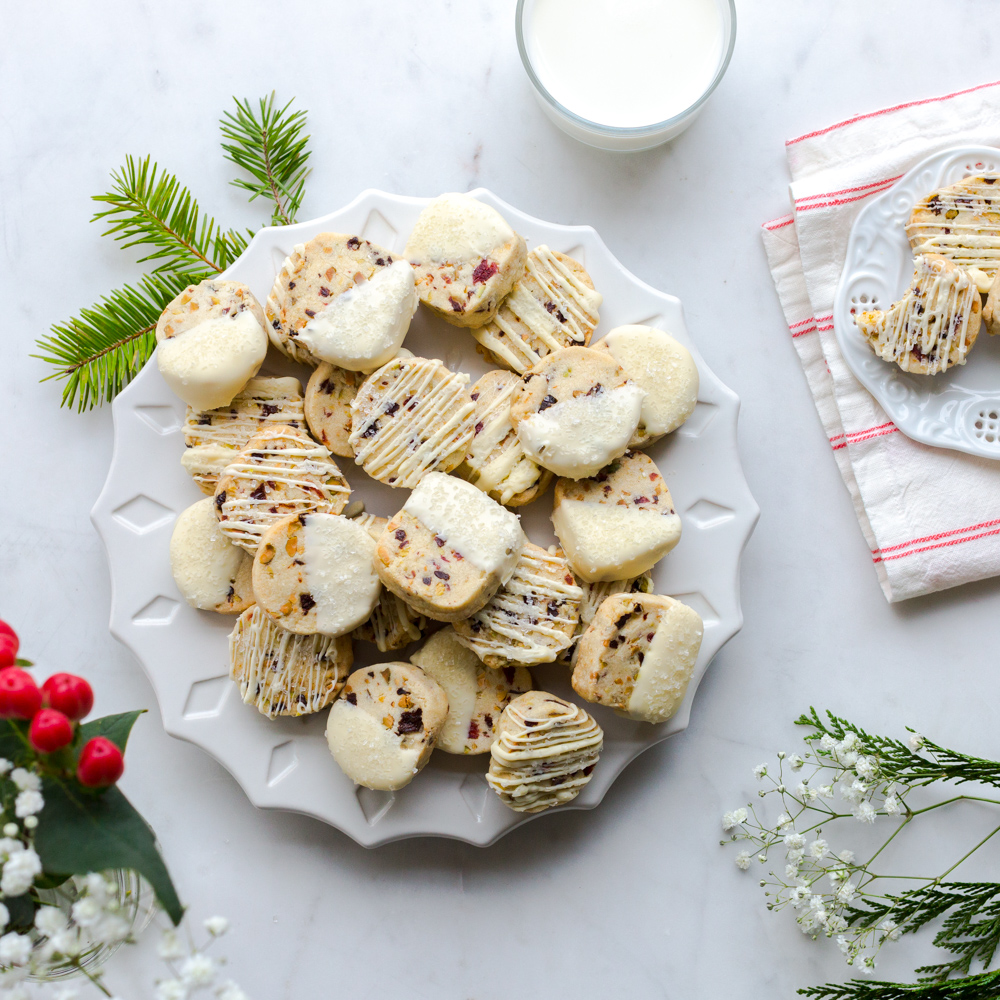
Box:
[834,145,1000,458]
[91,188,758,847]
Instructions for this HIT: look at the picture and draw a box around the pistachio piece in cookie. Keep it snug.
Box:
[552,451,681,582]
[266,232,398,366]
[349,356,476,488]
[253,513,381,637]
[405,193,527,328]
[169,498,253,615]
[591,325,699,444]
[215,424,351,554]
[326,662,449,791]
[572,593,703,725]
[452,543,582,668]
[375,472,527,622]
[156,279,268,410]
[510,346,644,479]
[486,691,603,813]
[229,606,352,718]
[409,627,532,754]
[473,245,602,374]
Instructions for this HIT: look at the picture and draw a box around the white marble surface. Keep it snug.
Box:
[3,1,1000,996]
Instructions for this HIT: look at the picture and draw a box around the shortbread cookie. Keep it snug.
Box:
[592,326,699,445]
[405,194,527,328]
[453,543,582,668]
[350,514,427,651]
[907,175,1000,292]
[156,279,268,410]
[856,253,981,374]
[410,627,532,754]
[326,662,449,790]
[253,513,381,636]
[215,425,351,553]
[304,363,363,458]
[181,376,305,493]
[557,571,653,665]
[572,593,703,724]
[510,347,644,479]
[229,605,352,718]
[487,691,603,813]
[459,370,551,506]
[169,498,254,614]
[375,472,527,621]
[552,451,681,582]
[266,233,398,365]
[349,356,476,488]
[473,246,602,373]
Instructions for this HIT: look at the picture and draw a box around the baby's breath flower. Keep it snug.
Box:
[0,932,32,966]
[216,983,249,1000]
[785,863,800,879]
[1,848,40,897]
[787,848,805,865]
[818,784,834,799]
[854,756,876,780]
[797,783,818,802]
[0,826,16,840]
[70,897,101,929]
[853,801,877,824]
[21,817,36,831]
[158,929,185,961]
[820,735,837,752]
[838,849,855,864]
[154,980,188,1000]
[787,754,804,770]
[204,916,229,937]
[757,853,766,863]
[181,954,216,988]
[908,733,924,751]
[13,790,42,819]
[884,794,901,816]
[827,914,848,933]
[789,886,811,909]
[34,907,67,938]
[836,880,857,904]
[776,813,793,831]
[753,764,768,780]
[0,760,12,777]
[836,934,851,954]
[735,851,751,870]
[879,919,901,942]
[809,839,828,859]
[783,832,805,851]
[9,770,39,794]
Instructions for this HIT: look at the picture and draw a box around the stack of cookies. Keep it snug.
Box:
[162,193,706,814]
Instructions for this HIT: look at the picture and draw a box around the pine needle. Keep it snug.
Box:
[220,92,311,226]
[33,271,201,411]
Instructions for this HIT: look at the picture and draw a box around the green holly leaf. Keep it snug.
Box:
[2,891,36,931]
[0,719,28,763]
[14,659,32,668]
[34,779,183,925]
[78,710,145,754]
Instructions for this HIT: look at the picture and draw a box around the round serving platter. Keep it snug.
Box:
[834,145,1000,459]
[91,188,758,847]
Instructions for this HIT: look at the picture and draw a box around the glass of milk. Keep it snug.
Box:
[516,0,736,152]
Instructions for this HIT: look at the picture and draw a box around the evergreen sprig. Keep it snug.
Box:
[220,92,311,226]
[797,969,1000,999]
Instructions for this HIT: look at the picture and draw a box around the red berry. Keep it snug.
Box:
[77,737,124,788]
[0,640,16,669]
[42,674,94,721]
[0,669,42,720]
[29,709,73,753]
[0,621,18,652]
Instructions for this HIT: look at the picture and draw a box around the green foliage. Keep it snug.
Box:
[78,710,145,754]
[220,92,311,226]
[798,969,1000,999]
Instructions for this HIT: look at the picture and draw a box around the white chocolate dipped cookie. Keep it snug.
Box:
[557,571,654,666]
[253,512,381,637]
[266,232,399,366]
[486,691,603,813]
[214,424,351,553]
[229,605,352,719]
[907,174,1000,293]
[572,593,703,725]
[405,193,527,328]
[510,347,644,479]
[473,246,602,374]
[156,279,268,410]
[592,325,699,445]
[409,627,532,754]
[856,253,981,374]
[375,472,527,622]
[552,451,681,582]
[181,376,305,493]
[459,370,551,507]
[326,662,449,791]
[304,363,363,459]
[350,514,427,652]
[452,543,582,668]
[169,497,253,615]
[349,356,475,488]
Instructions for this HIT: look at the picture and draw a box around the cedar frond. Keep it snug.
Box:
[797,968,1000,999]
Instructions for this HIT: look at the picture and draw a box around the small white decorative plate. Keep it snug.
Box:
[91,189,758,847]
[834,145,1000,459]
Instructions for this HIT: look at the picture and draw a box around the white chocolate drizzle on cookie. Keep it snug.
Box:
[403,472,526,583]
[349,357,476,488]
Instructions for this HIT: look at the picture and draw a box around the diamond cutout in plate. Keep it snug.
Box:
[356,786,395,826]
[563,244,586,265]
[670,592,719,627]
[270,245,292,277]
[183,676,230,720]
[362,209,399,253]
[266,741,298,786]
[112,495,174,534]
[132,595,180,626]
[677,401,718,438]
[459,773,489,822]
[685,499,735,530]
[135,404,182,435]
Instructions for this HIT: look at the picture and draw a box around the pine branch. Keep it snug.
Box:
[797,969,1000,999]
[32,271,200,411]
[92,155,238,274]
[220,92,311,226]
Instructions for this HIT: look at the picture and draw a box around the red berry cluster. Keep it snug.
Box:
[0,621,124,788]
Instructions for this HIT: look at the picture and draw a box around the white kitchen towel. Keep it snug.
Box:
[762,79,1000,602]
